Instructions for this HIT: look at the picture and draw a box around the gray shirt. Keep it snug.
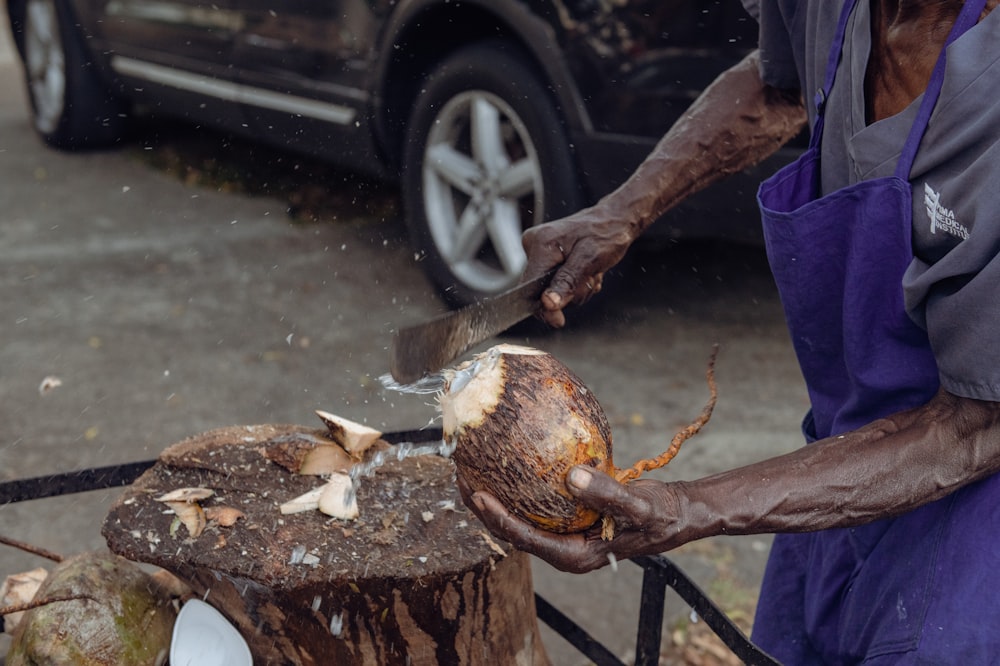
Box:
[743,0,1000,401]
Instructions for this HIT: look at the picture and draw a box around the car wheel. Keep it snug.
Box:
[22,0,128,148]
[402,41,583,308]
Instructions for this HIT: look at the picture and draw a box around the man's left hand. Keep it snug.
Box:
[458,466,689,573]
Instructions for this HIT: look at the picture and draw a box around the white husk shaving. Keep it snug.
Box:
[1,568,48,633]
[318,473,359,520]
[279,486,325,515]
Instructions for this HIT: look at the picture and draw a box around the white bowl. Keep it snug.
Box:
[170,598,253,666]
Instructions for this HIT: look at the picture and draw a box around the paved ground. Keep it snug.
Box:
[0,20,810,663]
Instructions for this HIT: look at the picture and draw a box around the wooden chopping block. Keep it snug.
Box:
[102,424,550,666]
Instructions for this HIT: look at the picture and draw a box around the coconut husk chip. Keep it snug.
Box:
[315,410,382,456]
[155,487,214,538]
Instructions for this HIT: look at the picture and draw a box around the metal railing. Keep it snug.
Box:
[0,432,780,664]
[535,554,779,665]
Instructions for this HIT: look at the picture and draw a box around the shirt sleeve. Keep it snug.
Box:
[754,0,804,91]
[902,19,1000,402]
[918,255,1000,401]
[905,168,1000,401]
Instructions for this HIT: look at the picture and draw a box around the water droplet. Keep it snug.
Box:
[329,612,344,637]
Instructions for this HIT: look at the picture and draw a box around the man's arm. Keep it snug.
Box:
[522,50,806,326]
[464,389,1000,573]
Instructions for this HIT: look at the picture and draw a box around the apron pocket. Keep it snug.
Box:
[835,494,956,661]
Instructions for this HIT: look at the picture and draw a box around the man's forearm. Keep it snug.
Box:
[679,390,1000,539]
[595,50,807,241]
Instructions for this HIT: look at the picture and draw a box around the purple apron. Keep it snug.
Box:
[751,0,1000,662]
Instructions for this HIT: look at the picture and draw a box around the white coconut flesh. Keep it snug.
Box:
[438,344,547,436]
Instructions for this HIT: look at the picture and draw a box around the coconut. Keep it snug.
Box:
[440,344,615,533]
[440,343,718,536]
[5,552,176,666]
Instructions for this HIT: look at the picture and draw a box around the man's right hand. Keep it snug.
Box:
[520,50,805,328]
[521,206,635,327]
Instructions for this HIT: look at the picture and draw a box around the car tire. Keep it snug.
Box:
[21,0,128,148]
[402,41,583,308]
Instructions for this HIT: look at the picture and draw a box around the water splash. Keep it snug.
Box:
[377,354,486,397]
[444,358,481,395]
[377,372,446,395]
[359,354,484,508]
[329,612,344,637]
[344,437,457,506]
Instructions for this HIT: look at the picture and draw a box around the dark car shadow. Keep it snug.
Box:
[126,117,402,228]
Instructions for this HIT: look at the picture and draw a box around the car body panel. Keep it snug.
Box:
[6,0,798,252]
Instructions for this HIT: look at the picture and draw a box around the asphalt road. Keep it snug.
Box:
[0,22,810,664]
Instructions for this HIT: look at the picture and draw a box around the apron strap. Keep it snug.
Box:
[895,0,990,178]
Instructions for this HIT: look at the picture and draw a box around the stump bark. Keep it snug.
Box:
[102,424,550,666]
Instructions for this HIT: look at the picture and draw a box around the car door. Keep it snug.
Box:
[557,0,776,243]
[562,0,758,144]
[228,0,386,162]
[98,0,243,125]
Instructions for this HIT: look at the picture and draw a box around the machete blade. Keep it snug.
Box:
[389,271,552,383]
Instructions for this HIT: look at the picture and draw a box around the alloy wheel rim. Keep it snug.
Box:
[421,90,544,295]
[24,0,66,135]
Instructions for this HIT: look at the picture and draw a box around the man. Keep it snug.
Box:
[460,1,1000,662]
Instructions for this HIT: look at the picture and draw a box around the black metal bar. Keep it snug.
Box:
[0,428,445,505]
[0,461,156,504]
[534,593,625,666]
[632,555,782,665]
[634,557,669,666]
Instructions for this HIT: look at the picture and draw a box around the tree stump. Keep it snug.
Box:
[102,424,550,666]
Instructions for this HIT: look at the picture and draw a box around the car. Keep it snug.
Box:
[4,0,795,307]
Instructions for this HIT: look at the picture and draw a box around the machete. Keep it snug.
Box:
[389,270,553,384]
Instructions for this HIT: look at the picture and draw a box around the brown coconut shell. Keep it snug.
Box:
[441,344,614,533]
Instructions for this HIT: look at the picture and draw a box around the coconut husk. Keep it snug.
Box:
[5,551,176,666]
[0,568,48,633]
[442,345,615,533]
